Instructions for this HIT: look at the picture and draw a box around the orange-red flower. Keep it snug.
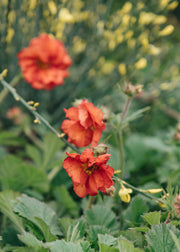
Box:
[63,149,114,197]
[17,34,72,90]
[61,99,105,148]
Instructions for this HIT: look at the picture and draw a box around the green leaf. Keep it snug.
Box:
[118,230,144,248]
[124,196,148,226]
[87,225,110,242]
[85,205,119,232]
[59,218,75,237]
[143,137,172,153]
[34,217,57,242]
[142,212,161,226]
[123,106,150,126]
[46,240,83,252]
[170,230,180,252]
[53,186,80,217]
[0,155,49,192]
[118,238,144,252]
[0,190,24,233]
[18,232,45,248]
[129,227,149,233]
[146,223,180,252]
[98,234,118,251]
[67,222,81,242]
[0,131,26,146]
[14,194,62,240]
[42,133,65,170]
[26,144,42,168]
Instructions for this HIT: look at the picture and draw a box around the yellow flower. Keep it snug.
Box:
[135,58,147,69]
[58,8,74,23]
[119,185,133,203]
[121,2,133,14]
[118,63,126,75]
[149,45,161,55]
[168,1,178,10]
[159,0,169,8]
[48,1,57,15]
[159,25,174,36]
[6,28,14,43]
[153,15,167,24]
[139,12,155,25]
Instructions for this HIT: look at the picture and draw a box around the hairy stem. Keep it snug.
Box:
[0,78,80,153]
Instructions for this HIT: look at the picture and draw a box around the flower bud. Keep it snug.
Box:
[174,132,180,141]
[104,186,115,197]
[93,144,108,155]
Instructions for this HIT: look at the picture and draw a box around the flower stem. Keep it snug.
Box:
[117,97,131,177]
[0,73,22,104]
[87,196,94,209]
[114,176,165,205]
[0,78,80,153]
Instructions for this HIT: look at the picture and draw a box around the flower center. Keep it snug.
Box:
[36,59,50,69]
[82,163,98,175]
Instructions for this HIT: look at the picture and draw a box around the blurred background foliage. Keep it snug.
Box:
[0,0,180,195]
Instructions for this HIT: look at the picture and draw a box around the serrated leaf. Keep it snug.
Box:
[14,194,62,240]
[85,205,119,232]
[0,190,24,233]
[146,224,180,252]
[142,212,161,226]
[98,234,118,249]
[0,155,49,192]
[118,238,144,252]
[87,225,110,242]
[119,230,144,248]
[99,244,118,252]
[18,232,45,248]
[54,186,79,217]
[124,196,148,225]
[80,240,91,252]
[34,217,57,242]
[59,218,75,237]
[67,222,81,242]
[170,230,180,252]
[46,240,83,252]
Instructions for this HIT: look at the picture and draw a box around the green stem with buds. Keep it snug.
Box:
[0,78,80,154]
[0,73,22,104]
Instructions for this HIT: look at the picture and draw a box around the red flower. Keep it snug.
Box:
[17,34,72,90]
[61,99,105,148]
[63,149,114,197]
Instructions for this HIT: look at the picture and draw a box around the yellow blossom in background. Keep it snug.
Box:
[6,28,14,43]
[125,30,134,39]
[160,83,169,90]
[48,1,57,15]
[101,62,115,75]
[122,14,130,26]
[127,39,136,49]
[121,2,133,14]
[149,45,161,55]
[139,12,155,25]
[29,0,36,10]
[135,58,147,69]
[137,2,145,10]
[119,185,132,203]
[116,34,124,44]
[58,8,74,23]
[131,16,137,24]
[141,37,149,49]
[118,63,126,75]
[159,25,174,36]
[159,0,170,8]
[8,11,16,24]
[153,15,167,24]
[152,89,160,97]
[167,1,178,10]
[72,37,86,53]
[109,40,116,50]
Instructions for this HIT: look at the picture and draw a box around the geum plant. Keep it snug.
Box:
[0,33,180,251]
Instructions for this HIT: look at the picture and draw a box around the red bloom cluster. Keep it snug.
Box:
[17,34,72,90]
[63,149,114,197]
[61,99,105,148]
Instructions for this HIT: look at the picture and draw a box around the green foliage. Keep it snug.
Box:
[145,224,180,252]
[0,155,49,192]
[14,194,62,241]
